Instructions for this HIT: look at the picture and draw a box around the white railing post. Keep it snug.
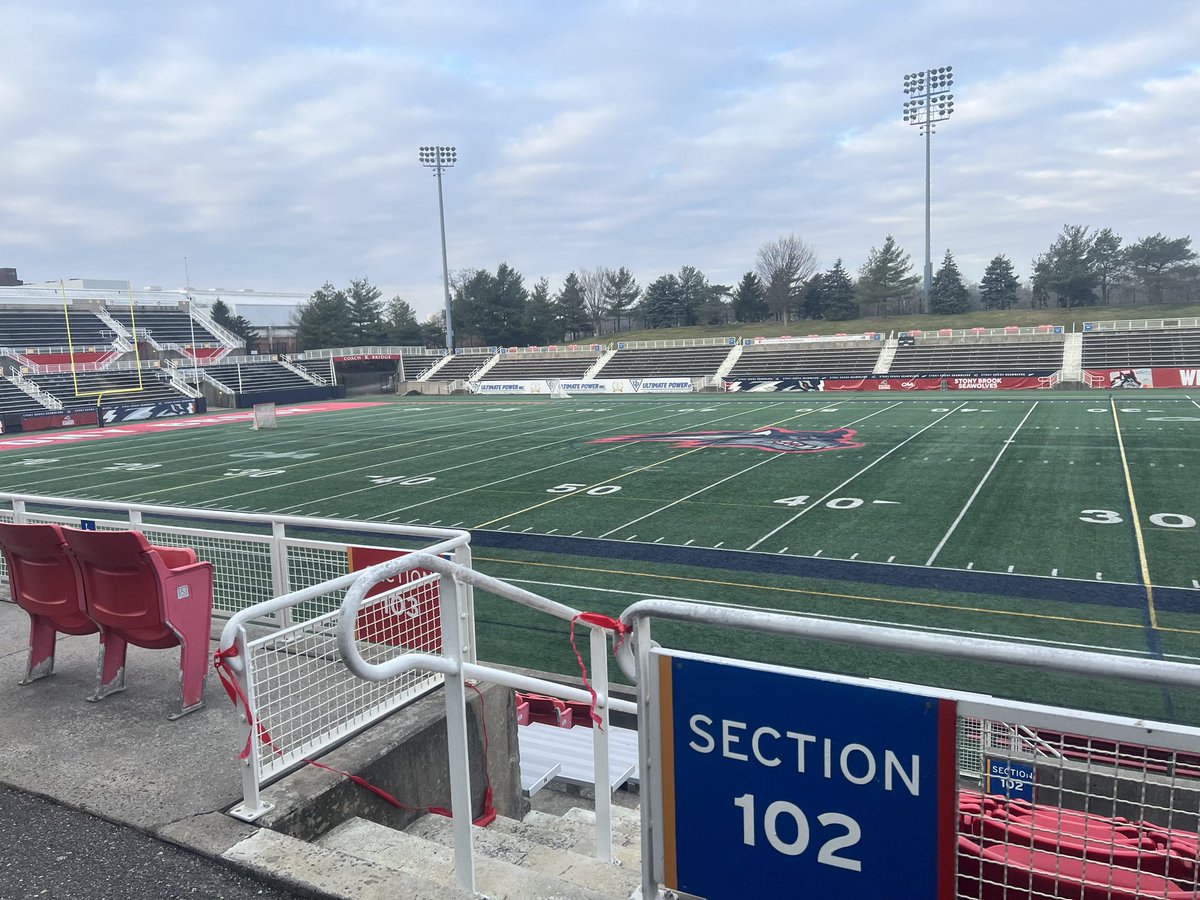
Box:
[439,575,477,895]
[452,544,477,664]
[228,628,275,821]
[635,616,661,898]
[269,522,291,628]
[590,625,613,862]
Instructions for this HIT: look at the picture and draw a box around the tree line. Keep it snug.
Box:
[292,227,1197,350]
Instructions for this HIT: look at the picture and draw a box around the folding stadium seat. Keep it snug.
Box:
[514,692,574,728]
[0,522,97,685]
[62,529,214,719]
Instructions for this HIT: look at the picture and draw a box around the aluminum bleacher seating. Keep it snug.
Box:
[0,308,113,349]
[1081,327,1200,368]
[200,360,318,392]
[0,378,55,415]
[106,306,222,345]
[594,345,731,378]
[29,370,188,407]
[424,354,490,381]
[728,342,883,376]
[890,336,1065,373]
[480,353,597,381]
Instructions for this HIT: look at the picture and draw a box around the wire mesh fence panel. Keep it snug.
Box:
[955,706,1200,900]
[245,574,444,782]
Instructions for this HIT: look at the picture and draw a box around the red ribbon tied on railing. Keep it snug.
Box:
[569,612,630,728]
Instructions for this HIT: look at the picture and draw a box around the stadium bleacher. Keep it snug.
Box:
[1081,327,1200,368]
[480,353,597,381]
[728,341,883,377]
[0,378,55,415]
[29,370,188,407]
[0,308,113,349]
[889,335,1065,373]
[422,354,489,381]
[200,360,321,393]
[594,345,732,378]
[106,306,222,345]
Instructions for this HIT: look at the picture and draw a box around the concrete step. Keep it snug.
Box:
[520,810,642,870]
[318,816,611,900]
[562,805,641,838]
[223,826,459,899]
[408,814,639,898]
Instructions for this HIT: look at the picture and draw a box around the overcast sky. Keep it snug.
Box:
[2,1,1197,317]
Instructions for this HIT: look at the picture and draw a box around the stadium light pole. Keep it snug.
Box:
[418,145,458,352]
[902,66,955,314]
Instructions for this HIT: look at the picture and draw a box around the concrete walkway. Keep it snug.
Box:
[0,597,309,897]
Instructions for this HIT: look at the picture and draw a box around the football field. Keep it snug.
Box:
[3,393,1200,719]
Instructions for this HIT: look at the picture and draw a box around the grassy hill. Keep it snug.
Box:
[599,302,1200,344]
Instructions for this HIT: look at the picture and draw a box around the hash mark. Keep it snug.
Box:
[778,547,788,553]
[1052,568,1058,577]
[1007,565,1014,573]
[1193,579,1200,589]
[713,541,724,548]
[683,539,694,546]
[813,550,823,557]
[571,530,582,536]
[1095,572,1103,581]
[967,562,974,570]
[886,555,895,563]
[849,552,859,560]
[546,528,557,534]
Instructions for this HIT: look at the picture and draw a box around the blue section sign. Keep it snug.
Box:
[986,757,1037,802]
[658,652,957,899]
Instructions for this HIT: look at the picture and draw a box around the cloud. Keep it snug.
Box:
[2,0,1197,314]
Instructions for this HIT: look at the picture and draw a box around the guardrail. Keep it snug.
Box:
[1085,317,1200,332]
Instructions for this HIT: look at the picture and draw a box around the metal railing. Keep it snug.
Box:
[1085,317,1200,332]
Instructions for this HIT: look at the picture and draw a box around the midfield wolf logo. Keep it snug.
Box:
[591,427,863,454]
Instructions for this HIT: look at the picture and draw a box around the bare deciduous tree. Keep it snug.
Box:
[578,267,611,335]
[756,235,818,323]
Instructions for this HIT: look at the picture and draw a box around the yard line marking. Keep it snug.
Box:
[813,550,823,557]
[546,528,558,534]
[778,547,788,554]
[924,401,1038,566]
[1111,398,1159,629]
[746,403,966,551]
[1192,580,1199,589]
[571,531,582,536]
[886,555,895,563]
[1096,572,1104,581]
[473,401,843,529]
[683,539,694,546]
[1007,565,1015,573]
[967,562,974,570]
[849,552,859,560]
[713,541,724,548]
[654,537,664,543]
[1052,568,1058,577]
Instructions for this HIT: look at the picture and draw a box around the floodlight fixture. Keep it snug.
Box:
[901,66,956,313]
[418,146,458,350]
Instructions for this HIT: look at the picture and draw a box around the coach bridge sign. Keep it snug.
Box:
[652,650,957,899]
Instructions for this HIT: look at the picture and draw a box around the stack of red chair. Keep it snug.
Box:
[958,790,1200,898]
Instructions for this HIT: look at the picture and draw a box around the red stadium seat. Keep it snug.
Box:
[0,522,97,685]
[515,692,574,728]
[63,529,213,719]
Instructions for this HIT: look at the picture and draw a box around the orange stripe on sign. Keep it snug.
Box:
[658,654,678,890]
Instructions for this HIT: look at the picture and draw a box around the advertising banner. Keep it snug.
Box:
[101,400,198,424]
[21,410,100,432]
[725,373,1052,392]
[1085,367,1200,389]
[469,378,695,394]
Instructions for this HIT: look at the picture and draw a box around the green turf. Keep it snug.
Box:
[3,393,1199,720]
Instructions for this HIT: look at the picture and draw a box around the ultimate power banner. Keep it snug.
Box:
[724,372,1054,392]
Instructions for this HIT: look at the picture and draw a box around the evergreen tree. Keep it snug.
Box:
[522,277,558,344]
[604,267,640,332]
[731,271,769,323]
[979,255,1020,310]
[642,274,682,328]
[929,250,970,314]
[293,282,353,349]
[555,272,591,340]
[1090,228,1124,306]
[1043,225,1098,307]
[856,235,919,317]
[676,266,709,327]
[698,284,732,325]
[799,274,827,320]
[384,297,424,345]
[1124,233,1198,304]
[821,260,858,321]
[208,298,259,353]
[347,277,386,345]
